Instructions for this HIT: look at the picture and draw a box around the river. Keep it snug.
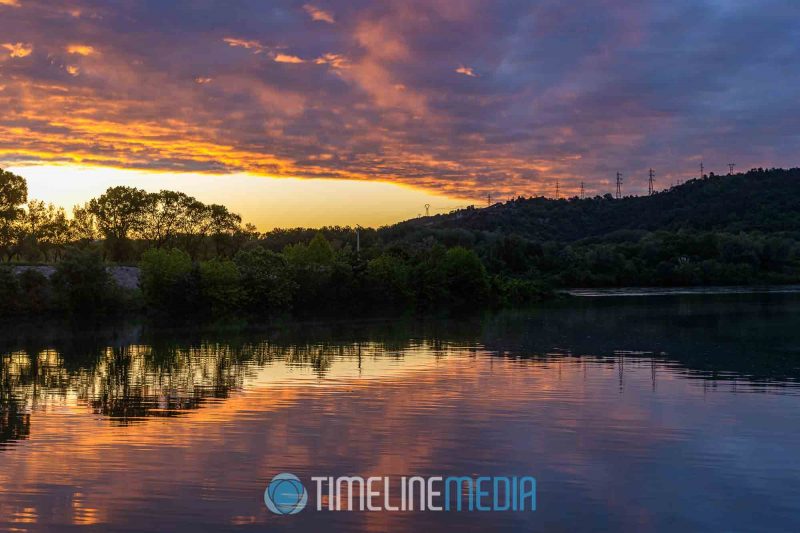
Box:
[1,293,799,531]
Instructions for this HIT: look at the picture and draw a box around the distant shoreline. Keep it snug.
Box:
[562,285,800,297]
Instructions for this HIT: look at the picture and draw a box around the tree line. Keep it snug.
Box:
[0,168,253,263]
[0,168,545,318]
[2,166,799,320]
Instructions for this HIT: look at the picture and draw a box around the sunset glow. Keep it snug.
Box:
[9,165,468,229]
[1,0,797,219]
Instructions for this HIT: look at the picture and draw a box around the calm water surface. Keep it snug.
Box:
[2,294,800,532]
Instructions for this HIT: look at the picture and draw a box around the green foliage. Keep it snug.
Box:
[18,269,52,313]
[89,186,150,260]
[441,247,490,310]
[199,258,241,313]
[51,249,121,314]
[234,247,295,314]
[284,232,335,266]
[0,267,20,315]
[366,253,412,311]
[0,169,28,260]
[0,169,27,220]
[492,277,550,306]
[138,247,197,314]
[5,166,800,319]
[284,233,338,313]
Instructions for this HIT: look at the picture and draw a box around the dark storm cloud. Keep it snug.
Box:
[0,0,798,197]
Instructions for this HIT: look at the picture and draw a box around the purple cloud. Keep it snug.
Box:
[0,0,798,198]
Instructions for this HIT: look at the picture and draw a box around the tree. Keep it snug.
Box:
[140,190,197,248]
[0,169,28,260]
[89,186,149,261]
[21,200,69,261]
[70,202,99,244]
[42,205,69,261]
[181,201,243,259]
[207,204,242,257]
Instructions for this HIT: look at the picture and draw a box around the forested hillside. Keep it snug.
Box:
[371,168,800,288]
[391,168,800,240]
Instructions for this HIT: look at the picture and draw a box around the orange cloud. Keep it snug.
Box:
[303,4,335,24]
[314,52,349,69]
[2,42,32,58]
[67,44,96,56]
[223,37,264,53]
[273,53,305,64]
[455,65,478,77]
[0,0,20,6]
[194,77,212,84]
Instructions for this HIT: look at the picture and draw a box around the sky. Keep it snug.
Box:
[0,0,798,228]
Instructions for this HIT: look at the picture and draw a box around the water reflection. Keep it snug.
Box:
[0,294,799,531]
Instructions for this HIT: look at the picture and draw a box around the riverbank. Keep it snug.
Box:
[562,285,800,297]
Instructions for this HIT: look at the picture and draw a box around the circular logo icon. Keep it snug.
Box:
[264,473,308,515]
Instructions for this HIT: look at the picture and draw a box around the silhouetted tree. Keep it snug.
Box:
[89,186,150,261]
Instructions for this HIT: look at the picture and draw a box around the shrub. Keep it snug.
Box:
[0,267,20,315]
[139,248,194,312]
[493,276,551,306]
[199,258,240,313]
[51,249,120,314]
[366,254,412,311]
[18,269,52,313]
[234,247,295,314]
[441,247,490,310]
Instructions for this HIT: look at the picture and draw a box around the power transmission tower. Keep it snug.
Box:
[728,163,736,175]
[487,193,492,207]
[700,161,704,179]
[580,181,585,199]
[648,168,655,195]
[424,203,430,217]
[616,172,623,199]
[555,179,559,199]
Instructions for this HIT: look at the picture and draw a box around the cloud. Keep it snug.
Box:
[273,53,305,64]
[303,4,335,24]
[223,37,264,53]
[66,65,79,76]
[0,0,20,7]
[455,65,478,77]
[314,53,349,69]
[0,1,799,199]
[66,44,95,56]
[2,42,32,58]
